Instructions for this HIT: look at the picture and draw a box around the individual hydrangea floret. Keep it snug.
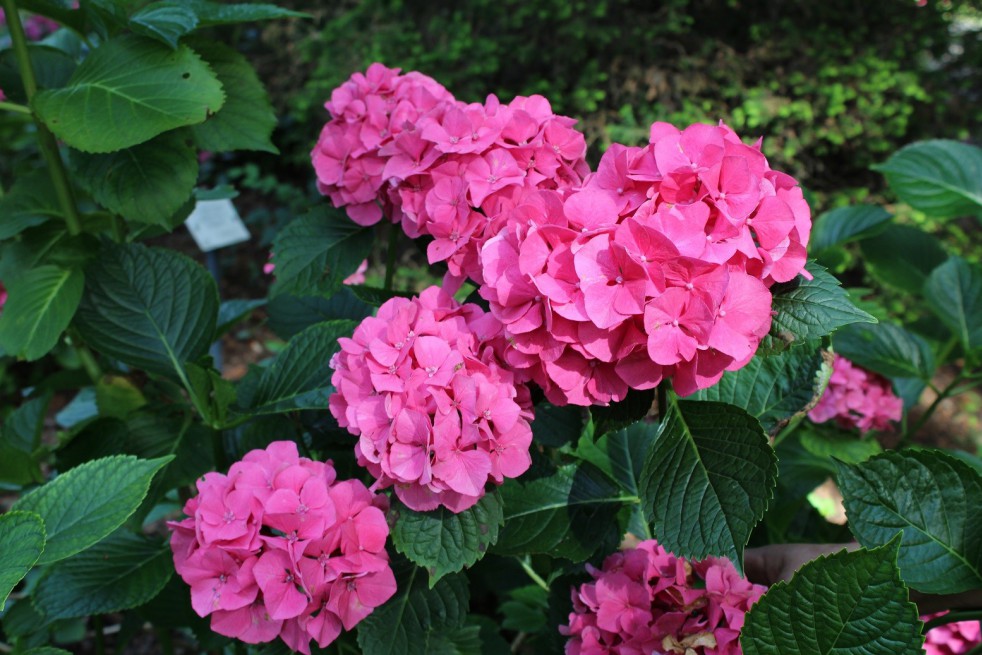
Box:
[168,441,396,654]
[807,354,902,433]
[329,286,534,513]
[923,612,982,655]
[311,63,590,290]
[561,539,766,655]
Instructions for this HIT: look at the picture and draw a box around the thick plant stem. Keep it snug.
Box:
[384,222,399,291]
[0,100,31,115]
[1,0,83,236]
[519,555,550,592]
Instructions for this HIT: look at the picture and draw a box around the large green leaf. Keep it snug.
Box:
[860,225,948,294]
[18,0,87,32]
[71,131,198,226]
[492,462,624,561]
[836,449,982,594]
[190,41,278,153]
[184,0,307,25]
[0,511,46,608]
[0,45,77,102]
[0,265,83,361]
[32,35,224,153]
[0,170,62,240]
[391,493,503,587]
[529,402,584,448]
[266,290,373,340]
[874,139,982,218]
[833,322,935,381]
[810,205,893,254]
[357,562,470,655]
[235,320,356,415]
[129,1,199,48]
[741,539,923,655]
[270,208,375,299]
[691,342,832,435]
[590,388,654,437]
[33,531,173,619]
[74,243,219,378]
[11,455,172,564]
[639,400,776,573]
[768,262,875,347]
[923,257,982,352]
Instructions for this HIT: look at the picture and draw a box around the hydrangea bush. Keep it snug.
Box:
[1,5,982,655]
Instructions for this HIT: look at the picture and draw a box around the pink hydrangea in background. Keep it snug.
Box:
[329,286,534,513]
[923,613,981,655]
[168,441,396,654]
[311,63,589,290]
[807,354,902,433]
[0,281,6,313]
[561,539,766,655]
[0,9,62,40]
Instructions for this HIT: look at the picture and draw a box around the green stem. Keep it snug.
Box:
[67,329,103,383]
[0,100,31,115]
[937,334,960,366]
[92,616,105,655]
[1,0,83,236]
[110,215,126,243]
[924,610,982,631]
[519,556,550,592]
[907,373,965,439]
[384,223,399,292]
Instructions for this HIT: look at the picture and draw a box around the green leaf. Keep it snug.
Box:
[391,493,504,587]
[18,0,87,32]
[639,400,776,573]
[0,511,46,608]
[810,205,893,254]
[500,586,548,633]
[741,539,923,655]
[923,257,982,352]
[189,40,278,153]
[235,320,356,415]
[493,462,625,561]
[860,225,948,294]
[216,298,265,335]
[32,35,225,153]
[34,531,173,619]
[271,208,375,299]
[12,454,172,564]
[0,45,77,102]
[129,1,199,48]
[530,402,584,448]
[266,290,372,339]
[768,262,876,347]
[357,563,470,655]
[874,139,982,218]
[0,394,51,485]
[0,170,63,240]
[95,374,147,419]
[346,285,416,306]
[75,243,219,378]
[184,0,309,25]
[71,131,198,226]
[800,429,882,464]
[691,342,832,435]
[590,388,654,437]
[0,265,83,360]
[186,362,236,426]
[833,322,935,381]
[836,449,982,594]
[21,648,74,655]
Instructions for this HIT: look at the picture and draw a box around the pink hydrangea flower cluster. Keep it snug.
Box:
[807,354,902,433]
[561,539,766,655]
[311,63,589,289]
[329,286,534,513]
[923,613,982,655]
[168,441,396,654]
[480,121,810,405]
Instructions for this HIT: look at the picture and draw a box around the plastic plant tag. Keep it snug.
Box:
[185,199,250,252]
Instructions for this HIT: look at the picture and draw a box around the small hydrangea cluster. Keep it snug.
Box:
[561,539,766,655]
[168,441,396,654]
[923,613,982,655]
[311,62,589,288]
[481,121,810,405]
[329,286,534,513]
[807,354,902,433]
